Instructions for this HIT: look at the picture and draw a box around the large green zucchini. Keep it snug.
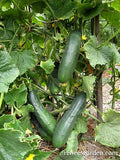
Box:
[58,30,81,83]
[52,91,86,148]
[28,89,57,136]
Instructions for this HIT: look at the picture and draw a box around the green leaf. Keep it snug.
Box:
[0,51,19,93]
[4,83,27,107]
[111,0,120,12]
[10,50,37,75]
[83,36,120,67]
[95,109,120,148]
[0,129,32,160]
[40,59,55,74]
[102,109,120,123]
[102,6,120,29]
[0,114,14,128]
[33,150,52,160]
[47,0,76,19]
[4,119,25,133]
[65,130,78,152]
[82,75,96,100]
[32,1,46,13]
[18,0,41,7]
[1,8,32,22]
[19,104,34,131]
[19,104,34,117]
[24,135,41,142]
[74,116,88,134]
[65,117,87,153]
[0,0,11,9]
[77,1,103,20]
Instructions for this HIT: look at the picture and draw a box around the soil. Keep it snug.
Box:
[39,69,120,160]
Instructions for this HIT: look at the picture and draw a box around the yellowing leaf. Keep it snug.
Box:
[25,154,35,160]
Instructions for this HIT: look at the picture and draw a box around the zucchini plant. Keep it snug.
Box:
[0,0,120,159]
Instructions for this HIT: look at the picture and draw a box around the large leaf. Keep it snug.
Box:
[19,104,34,131]
[4,83,27,107]
[111,0,120,12]
[10,50,37,75]
[1,8,32,23]
[4,119,25,133]
[102,5,120,29]
[47,0,76,19]
[3,105,34,132]
[32,150,52,160]
[0,51,19,93]
[0,114,14,128]
[74,116,88,134]
[0,129,32,160]
[95,109,120,148]
[0,0,11,9]
[102,109,120,123]
[65,130,78,152]
[18,0,42,7]
[65,117,87,152]
[31,1,46,13]
[77,0,103,20]
[82,75,96,100]
[83,36,120,68]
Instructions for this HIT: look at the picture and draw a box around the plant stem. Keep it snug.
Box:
[9,26,20,54]
[14,105,22,114]
[51,105,69,115]
[111,66,116,109]
[0,93,4,109]
[11,106,14,115]
[54,96,68,105]
[85,112,102,123]
[81,137,95,141]
[49,75,59,87]
[32,84,50,95]
[92,103,102,116]
[42,100,57,108]
[43,0,56,19]
[32,83,68,105]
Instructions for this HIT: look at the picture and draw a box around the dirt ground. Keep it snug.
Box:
[39,69,120,160]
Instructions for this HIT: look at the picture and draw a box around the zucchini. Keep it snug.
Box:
[28,89,57,136]
[48,77,60,95]
[31,114,52,141]
[52,91,86,148]
[58,30,81,83]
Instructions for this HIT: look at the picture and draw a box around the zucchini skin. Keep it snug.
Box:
[48,78,60,95]
[52,91,86,148]
[31,114,52,141]
[58,30,81,83]
[28,89,57,136]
